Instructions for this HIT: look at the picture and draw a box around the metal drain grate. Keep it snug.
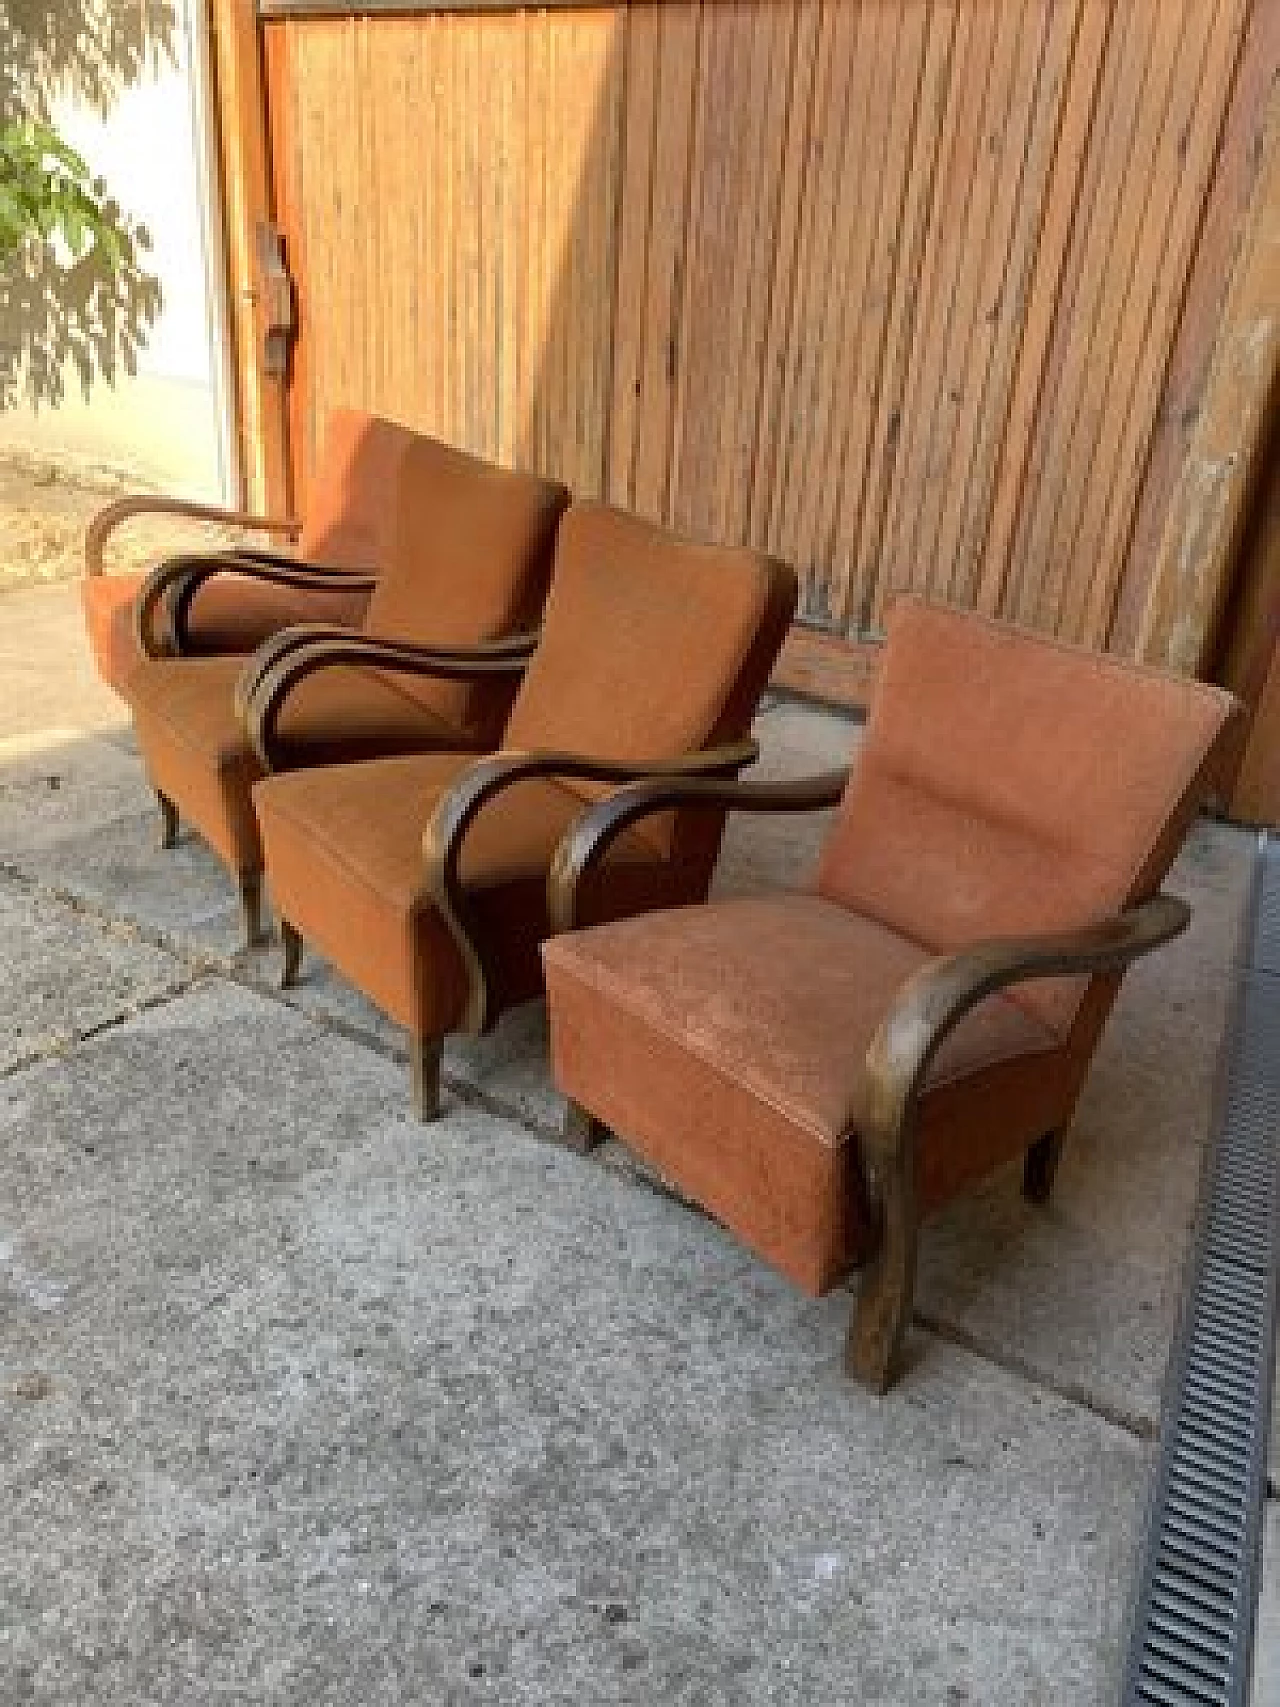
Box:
[1123,834,1280,1707]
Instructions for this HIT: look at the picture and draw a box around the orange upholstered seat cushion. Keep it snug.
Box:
[544,895,1069,1293]
[254,752,686,1038]
[129,656,462,872]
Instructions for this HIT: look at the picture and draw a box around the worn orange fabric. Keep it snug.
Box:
[129,655,467,872]
[542,597,1242,1298]
[250,503,797,1044]
[543,895,1074,1291]
[816,597,1239,1035]
[83,571,372,697]
[81,408,416,695]
[124,432,568,888]
[254,751,686,1037]
[293,407,420,567]
[362,435,568,736]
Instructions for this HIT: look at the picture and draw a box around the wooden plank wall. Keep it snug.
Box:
[260,0,1273,678]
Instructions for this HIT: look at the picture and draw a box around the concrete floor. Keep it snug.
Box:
[0,580,1270,1703]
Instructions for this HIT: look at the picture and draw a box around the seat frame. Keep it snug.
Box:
[240,636,763,1114]
[544,768,1190,1392]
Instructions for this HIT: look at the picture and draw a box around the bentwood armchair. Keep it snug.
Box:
[245,501,797,1116]
[125,434,569,943]
[82,407,419,696]
[541,597,1242,1393]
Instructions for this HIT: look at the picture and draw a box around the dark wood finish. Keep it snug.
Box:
[238,871,269,947]
[563,1099,608,1156]
[84,495,299,579]
[422,740,760,1037]
[410,1036,443,1122]
[547,766,851,933]
[279,919,304,988]
[1022,1129,1067,1205]
[156,791,180,850]
[132,552,376,660]
[241,632,534,772]
[847,893,1191,1391]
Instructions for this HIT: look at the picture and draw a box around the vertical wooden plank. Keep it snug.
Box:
[784,0,887,608]
[605,4,658,507]
[669,0,757,539]
[210,0,292,514]
[878,0,1002,602]
[826,0,938,627]
[909,0,1037,601]
[746,0,822,549]
[1034,1,1193,638]
[974,0,1114,616]
[942,0,1083,609]
[848,1,959,630]
[1111,0,1280,654]
[631,1,702,523]
[1076,0,1249,648]
[1138,81,1280,674]
[812,0,920,614]
[714,0,800,547]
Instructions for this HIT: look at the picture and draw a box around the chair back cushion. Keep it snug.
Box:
[361,434,569,735]
[504,503,796,854]
[296,409,418,568]
[816,597,1240,1035]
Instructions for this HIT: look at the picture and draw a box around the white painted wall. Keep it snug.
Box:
[0,0,232,499]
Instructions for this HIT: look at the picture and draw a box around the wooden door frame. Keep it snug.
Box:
[208,0,294,518]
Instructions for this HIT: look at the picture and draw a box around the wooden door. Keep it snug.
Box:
[212,0,1280,707]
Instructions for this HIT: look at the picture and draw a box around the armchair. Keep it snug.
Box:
[541,597,1242,1392]
[82,407,418,695]
[124,433,569,942]
[247,500,797,1114]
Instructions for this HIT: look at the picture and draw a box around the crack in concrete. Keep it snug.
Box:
[1,855,1153,1445]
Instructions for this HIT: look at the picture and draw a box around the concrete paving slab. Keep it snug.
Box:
[0,581,125,740]
[715,700,862,897]
[0,978,1147,1705]
[1253,1499,1280,1706]
[0,878,190,1075]
[915,820,1255,1430]
[15,806,246,953]
[285,961,563,1133]
[0,730,154,861]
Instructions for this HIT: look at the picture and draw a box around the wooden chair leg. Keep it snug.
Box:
[411,1037,443,1122]
[845,1147,918,1394]
[238,872,268,948]
[563,1099,607,1154]
[156,791,179,849]
[279,920,303,989]
[1022,1129,1067,1205]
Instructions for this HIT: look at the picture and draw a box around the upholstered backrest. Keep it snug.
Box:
[361,434,569,733]
[296,409,418,568]
[816,597,1240,1036]
[504,504,796,850]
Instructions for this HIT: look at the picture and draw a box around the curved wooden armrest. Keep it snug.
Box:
[243,632,538,774]
[134,552,379,660]
[423,739,760,1036]
[856,893,1191,1149]
[547,766,851,933]
[85,494,300,577]
[845,890,1190,1392]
